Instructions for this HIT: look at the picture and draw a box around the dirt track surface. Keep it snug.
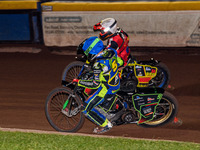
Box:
[0,50,200,143]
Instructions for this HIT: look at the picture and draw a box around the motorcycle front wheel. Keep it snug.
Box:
[138,91,178,127]
[45,87,85,132]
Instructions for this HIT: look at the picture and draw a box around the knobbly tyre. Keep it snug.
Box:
[45,66,178,133]
[61,49,170,89]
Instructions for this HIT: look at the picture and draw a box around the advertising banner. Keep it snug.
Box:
[42,11,200,47]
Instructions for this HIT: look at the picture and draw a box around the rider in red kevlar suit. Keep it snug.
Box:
[93,18,130,67]
[107,28,130,66]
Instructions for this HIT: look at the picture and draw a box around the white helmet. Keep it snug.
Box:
[94,18,117,40]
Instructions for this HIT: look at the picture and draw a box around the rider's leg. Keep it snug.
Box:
[82,84,111,127]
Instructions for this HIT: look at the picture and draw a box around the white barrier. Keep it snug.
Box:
[42,11,200,47]
[42,4,200,47]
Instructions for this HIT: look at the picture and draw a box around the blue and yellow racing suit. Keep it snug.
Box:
[78,48,120,127]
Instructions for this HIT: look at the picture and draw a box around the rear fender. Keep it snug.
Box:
[134,64,158,87]
[138,58,160,66]
[136,87,165,94]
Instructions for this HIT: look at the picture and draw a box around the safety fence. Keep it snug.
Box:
[0,0,43,43]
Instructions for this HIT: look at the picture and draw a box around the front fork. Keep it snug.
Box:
[62,94,75,110]
[62,88,81,117]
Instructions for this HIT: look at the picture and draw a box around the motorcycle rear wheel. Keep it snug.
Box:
[62,61,84,84]
[151,62,170,88]
[45,87,85,132]
[138,91,178,127]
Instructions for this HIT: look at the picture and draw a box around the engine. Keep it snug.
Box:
[120,79,137,92]
[120,66,138,92]
[121,111,136,123]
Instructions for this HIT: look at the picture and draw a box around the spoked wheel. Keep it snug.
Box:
[150,62,170,88]
[45,87,85,132]
[62,61,84,85]
[139,91,178,127]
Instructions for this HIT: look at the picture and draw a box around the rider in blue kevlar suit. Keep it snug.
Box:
[75,36,120,134]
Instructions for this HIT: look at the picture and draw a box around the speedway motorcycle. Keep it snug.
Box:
[45,67,178,133]
[61,49,170,89]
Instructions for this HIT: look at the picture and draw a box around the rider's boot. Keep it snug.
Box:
[93,120,113,134]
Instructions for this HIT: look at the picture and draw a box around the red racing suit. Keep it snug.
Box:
[106,28,130,66]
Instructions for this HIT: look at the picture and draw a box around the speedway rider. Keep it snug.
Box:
[93,18,130,67]
[73,36,120,134]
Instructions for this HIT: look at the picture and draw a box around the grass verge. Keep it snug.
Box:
[0,131,199,150]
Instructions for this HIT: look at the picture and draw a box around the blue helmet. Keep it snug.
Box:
[77,36,104,62]
[82,36,104,56]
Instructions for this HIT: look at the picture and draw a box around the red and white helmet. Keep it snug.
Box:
[93,18,117,41]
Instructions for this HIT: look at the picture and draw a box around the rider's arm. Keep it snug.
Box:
[77,62,105,89]
[105,46,123,67]
[117,56,124,67]
[107,40,118,50]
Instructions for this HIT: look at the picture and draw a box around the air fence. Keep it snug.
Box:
[0,0,200,48]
